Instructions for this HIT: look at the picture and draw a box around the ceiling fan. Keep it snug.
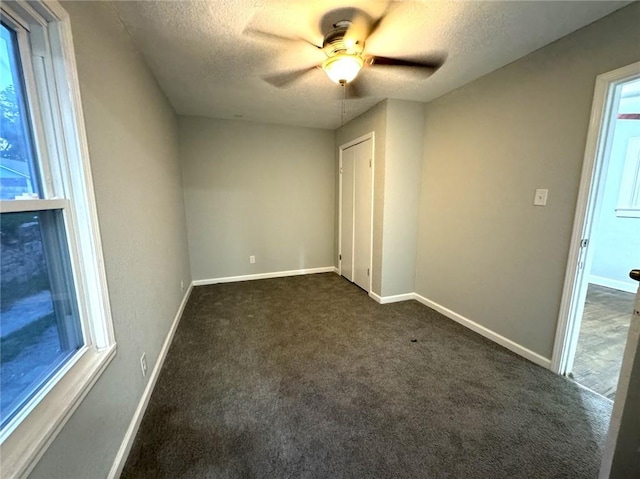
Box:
[245,5,446,98]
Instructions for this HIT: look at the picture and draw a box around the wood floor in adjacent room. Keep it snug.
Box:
[122,274,612,478]
[570,283,635,400]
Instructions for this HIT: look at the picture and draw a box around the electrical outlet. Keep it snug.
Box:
[250,255,256,264]
[180,280,184,292]
[140,353,147,377]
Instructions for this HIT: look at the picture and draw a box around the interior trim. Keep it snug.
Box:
[369,292,414,304]
[551,61,640,375]
[367,289,552,369]
[413,294,552,369]
[192,267,338,286]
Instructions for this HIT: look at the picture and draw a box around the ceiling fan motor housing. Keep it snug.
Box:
[322,21,364,58]
[321,20,366,84]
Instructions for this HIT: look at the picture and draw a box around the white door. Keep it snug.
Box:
[353,139,372,291]
[340,137,373,292]
[600,272,639,478]
[340,145,354,281]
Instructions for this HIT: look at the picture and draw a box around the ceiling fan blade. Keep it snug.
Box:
[343,11,370,47]
[262,66,319,88]
[368,54,446,72]
[367,1,399,40]
[243,28,322,50]
[343,3,398,46]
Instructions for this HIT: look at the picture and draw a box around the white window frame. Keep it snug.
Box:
[0,1,116,477]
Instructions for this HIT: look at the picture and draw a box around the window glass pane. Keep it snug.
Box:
[0,22,41,200]
[1,210,83,427]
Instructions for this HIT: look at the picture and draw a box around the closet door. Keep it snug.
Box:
[340,138,372,292]
[352,139,372,291]
[340,145,355,281]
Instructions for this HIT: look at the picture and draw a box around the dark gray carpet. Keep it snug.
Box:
[121,273,612,478]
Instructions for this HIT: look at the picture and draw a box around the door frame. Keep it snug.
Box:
[551,61,640,375]
[338,132,375,293]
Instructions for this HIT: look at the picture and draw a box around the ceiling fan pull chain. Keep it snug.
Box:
[340,82,346,126]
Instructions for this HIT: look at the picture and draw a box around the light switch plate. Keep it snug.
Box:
[534,189,548,206]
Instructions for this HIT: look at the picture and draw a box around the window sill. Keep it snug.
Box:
[0,343,117,478]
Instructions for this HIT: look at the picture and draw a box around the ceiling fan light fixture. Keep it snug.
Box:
[322,53,364,84]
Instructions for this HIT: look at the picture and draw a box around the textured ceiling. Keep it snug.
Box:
[112,1,630,130]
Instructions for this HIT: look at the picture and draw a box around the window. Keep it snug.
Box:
[0,2,115,477]
[1,20,85,429]
[614,78,640,218]
[615,136,640,217]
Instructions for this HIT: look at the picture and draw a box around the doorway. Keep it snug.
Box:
[552,63,640,400]
[339,134,373,292]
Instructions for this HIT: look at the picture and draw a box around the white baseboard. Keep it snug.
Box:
[369,292,415,304]
[369,292,383,303]
[413,294,552,369]
[108,283,194,479]
[193,266,337,286]
[366,291,550,369]
[589,275,637,294]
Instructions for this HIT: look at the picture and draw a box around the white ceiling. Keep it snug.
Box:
[111,0,630,130]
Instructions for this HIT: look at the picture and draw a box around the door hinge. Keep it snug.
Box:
[339,254,342,260]
[580,238,589,248]
[340,167,343,174]
[369,159,372,167]
[367,268,370,277]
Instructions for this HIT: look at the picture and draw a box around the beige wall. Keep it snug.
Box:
[179,117,335,280]
[383,100,425,296]
[335,100,424,297]
[335,101,388,295]
[415,3,640,359]
[29,2,191,477]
